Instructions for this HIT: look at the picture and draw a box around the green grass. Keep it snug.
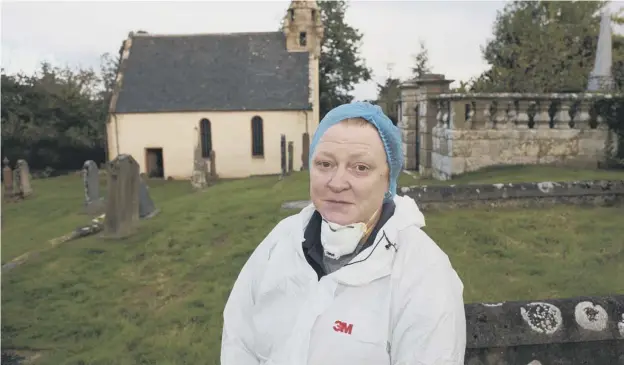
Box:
[2,165,623,364]
[398,164,624,187]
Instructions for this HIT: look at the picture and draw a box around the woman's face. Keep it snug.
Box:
[310,119,390,226]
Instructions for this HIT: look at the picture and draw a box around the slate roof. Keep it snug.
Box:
[114,32,312,113]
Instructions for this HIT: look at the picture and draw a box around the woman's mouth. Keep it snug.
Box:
[325,199,353,205]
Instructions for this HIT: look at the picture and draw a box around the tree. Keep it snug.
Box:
[318,0,372,117]
[375,76,401,125]
[411,40,432,79]
[1,60,112,171]
[99,52,121,108]
[472,1,624,92]
[450,80,471,93]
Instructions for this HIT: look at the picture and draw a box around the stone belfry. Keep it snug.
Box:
[282,0,324,58]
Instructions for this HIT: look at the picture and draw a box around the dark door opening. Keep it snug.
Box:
[145,148,164,178]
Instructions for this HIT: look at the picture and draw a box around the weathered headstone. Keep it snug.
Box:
[301,132,310,170]
[287,141,294,175]
[3,157,13,198]
[280,134,287,176]
[191,128,209,189]
[16,159,32,197]
[82,160,104,215]
[139,177,159,219]
[209,150,217,179]
[102,154,140,239]
[12,166,22,197]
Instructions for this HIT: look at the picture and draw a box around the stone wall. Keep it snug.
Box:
[400,179,623,211]
[282,180,624,211]
[432,128,609,180]
[465,295,624,365]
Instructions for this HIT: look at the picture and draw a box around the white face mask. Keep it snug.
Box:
[320,209,380,260]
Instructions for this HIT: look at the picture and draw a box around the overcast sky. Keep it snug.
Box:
[2,1,623,100]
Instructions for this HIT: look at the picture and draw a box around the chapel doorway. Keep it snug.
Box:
[145,148,164,178]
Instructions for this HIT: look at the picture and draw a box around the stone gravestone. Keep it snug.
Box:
[191,128,209,189]
[12,165,22,197]
[280,134,287,176]
[102,154,140,239]
[16,159,32,197]
[287,141,294,175]
[3,157,13,199]
[209,150,217,179]
[138,177,159,219]
[301,132,310,170]
[82,160,105,215]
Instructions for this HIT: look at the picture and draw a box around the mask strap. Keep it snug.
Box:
[362,207,382,238]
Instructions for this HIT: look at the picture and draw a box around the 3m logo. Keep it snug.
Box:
[333,320,353,335]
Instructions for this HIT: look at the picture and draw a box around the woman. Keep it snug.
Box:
[221,102,466,365]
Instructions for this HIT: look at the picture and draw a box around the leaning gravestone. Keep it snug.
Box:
[82,160,105,215]
[16,159,32,197]
[138,177,159,219]
[102,154,140,239]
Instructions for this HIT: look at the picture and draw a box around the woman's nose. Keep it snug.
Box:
[326,167,350,192]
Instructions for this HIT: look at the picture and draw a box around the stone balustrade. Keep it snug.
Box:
[428,93,620,180]
[398,74,622,181]
[431,92,614,131]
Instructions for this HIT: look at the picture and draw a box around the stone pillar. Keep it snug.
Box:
[401,74,453,177]
[398,80,420,171]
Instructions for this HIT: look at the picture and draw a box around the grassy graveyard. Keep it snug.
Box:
[1,165,624,365]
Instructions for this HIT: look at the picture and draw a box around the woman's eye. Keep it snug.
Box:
[355,165,369,172]
[316,161,332,168]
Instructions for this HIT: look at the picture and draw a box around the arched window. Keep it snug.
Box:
[251,116,264,157]
[200,118,212,158]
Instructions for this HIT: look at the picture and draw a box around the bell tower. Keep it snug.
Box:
[282,0,324,58]
[283,0,324,142]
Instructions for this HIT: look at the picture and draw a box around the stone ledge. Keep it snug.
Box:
[401,179,624,205]
[465,295,624,365]
[281,180,624,211]
[430,92,624,100]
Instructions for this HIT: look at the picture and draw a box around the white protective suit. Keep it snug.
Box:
[221,195,466,365]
